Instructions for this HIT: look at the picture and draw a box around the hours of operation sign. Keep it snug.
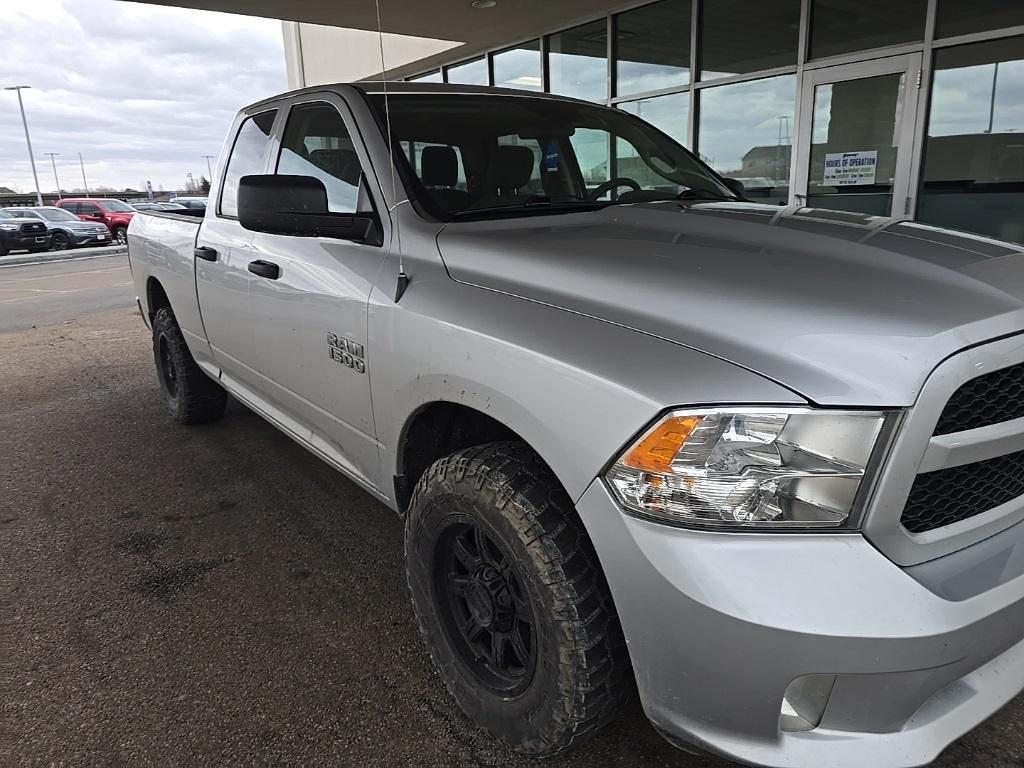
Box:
[823,150,878,186]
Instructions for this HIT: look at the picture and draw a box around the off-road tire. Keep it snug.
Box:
[152,307,226,424]
[405,441,631,757]
[113,226,128,246]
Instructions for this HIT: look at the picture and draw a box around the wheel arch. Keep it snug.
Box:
[146,275,171,322]
[394,400,581,516]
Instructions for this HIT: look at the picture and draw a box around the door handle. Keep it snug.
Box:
[248,259,280,280]
[194,246,218,262]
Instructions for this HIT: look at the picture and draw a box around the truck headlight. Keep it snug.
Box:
[0,224,19,232]
[605,408,892,529]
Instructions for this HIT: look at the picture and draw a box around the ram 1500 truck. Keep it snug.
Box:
[127,83,1024,768]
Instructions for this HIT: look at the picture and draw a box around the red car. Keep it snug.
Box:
[56,198,136,245]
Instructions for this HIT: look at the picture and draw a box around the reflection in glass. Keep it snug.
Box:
[698,75,795,204]
[615,0,690,96]
[619,91,689,147]
[919,38,1024,243]
[936,0,1024,39]
[409,70,443,83]
[810,0,927,60]
[220,110,276,217]
[617,93,689,195]
[493,41,542,91]
[806,74,905,216]
[446,58,488,86]
[700,0,799,80]
[548,21,608,102]
[278,103,361,213]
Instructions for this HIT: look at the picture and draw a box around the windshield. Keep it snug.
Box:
[102,199,136,212]
[0,210,13,220]
[36,208,80,222]
[367,93,737,220]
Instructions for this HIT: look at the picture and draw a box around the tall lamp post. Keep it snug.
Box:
[5,85,43,205]
[78,152,90,196]
[44,152,62,198]
[202,154,215,181]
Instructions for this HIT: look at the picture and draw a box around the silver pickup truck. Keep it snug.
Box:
[127,82,1024,768]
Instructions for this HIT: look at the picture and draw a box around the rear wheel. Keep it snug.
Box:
[51,232,70,250]
[152,307,226,424]
[405,442,631,756]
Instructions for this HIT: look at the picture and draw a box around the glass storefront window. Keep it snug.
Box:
[936,1,1024,39]
[493,41,542,91]
[619,91,689,147]
[409,70,442,83]
[548,20,608,102]
[615,0,691,96]
[446,58,487,86]
[809,0,927,60]
[697,75,796,204]
[919,37,1024,243]
[700,0,800,81]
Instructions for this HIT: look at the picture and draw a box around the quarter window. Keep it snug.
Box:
[277,102,367,214]
[219,110,277,218]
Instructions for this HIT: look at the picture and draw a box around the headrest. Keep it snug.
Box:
[308,148,361,186]
[491,145,535,190]
[421,145,458,187]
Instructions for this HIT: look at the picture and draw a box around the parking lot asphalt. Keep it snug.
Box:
[2,303,1023,766]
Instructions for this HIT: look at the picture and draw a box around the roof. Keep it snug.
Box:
[244,81,588,113]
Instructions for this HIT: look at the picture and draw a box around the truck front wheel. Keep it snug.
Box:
[152,307,226,424]
[405,442,631,756]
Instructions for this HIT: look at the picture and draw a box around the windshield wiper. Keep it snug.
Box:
[674,189,736,202]
[452,199,604,218]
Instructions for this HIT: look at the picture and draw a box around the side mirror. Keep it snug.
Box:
[238,174,380,244]
[722,177,746,199]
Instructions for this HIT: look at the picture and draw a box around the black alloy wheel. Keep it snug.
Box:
[434,519,536,695]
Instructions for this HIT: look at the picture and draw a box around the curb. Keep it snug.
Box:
[0,245,127,268]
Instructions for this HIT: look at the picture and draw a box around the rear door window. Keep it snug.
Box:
[219,110,277,218]
[79,203,102,216]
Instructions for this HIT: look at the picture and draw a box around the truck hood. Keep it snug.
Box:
[435,202,1024,406]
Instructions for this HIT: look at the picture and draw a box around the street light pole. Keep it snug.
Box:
[5,85,43,205]
[78,153,90,196]
[202,154,215,180]
[44,152,61,198]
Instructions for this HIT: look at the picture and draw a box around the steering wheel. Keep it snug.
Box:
[586,177,641,201]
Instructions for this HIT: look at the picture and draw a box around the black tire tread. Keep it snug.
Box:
[152,307,226,424]
[407,441,632,756]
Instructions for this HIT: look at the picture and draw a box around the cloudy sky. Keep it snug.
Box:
[1,0,286,194]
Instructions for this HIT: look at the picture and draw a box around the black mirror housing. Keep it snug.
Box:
[237,174,380,244]
[722,177,746,199]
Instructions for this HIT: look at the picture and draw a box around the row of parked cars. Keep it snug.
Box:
[0,197,207,256]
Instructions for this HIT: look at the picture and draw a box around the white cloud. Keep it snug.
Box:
[0,0,286,193]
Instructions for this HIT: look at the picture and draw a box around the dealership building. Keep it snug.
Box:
[160,0,1024,242]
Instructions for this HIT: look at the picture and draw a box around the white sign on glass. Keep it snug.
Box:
[823,150,878,186]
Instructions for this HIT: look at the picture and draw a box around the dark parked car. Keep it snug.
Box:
[0,209,51,255]
[169,197,207,211]
[56,198,136,245]
[3,206,111,250]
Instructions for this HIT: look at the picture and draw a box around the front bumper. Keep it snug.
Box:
[2,232,50,251]
[69,230,111,246]
[578,480,1024,768]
